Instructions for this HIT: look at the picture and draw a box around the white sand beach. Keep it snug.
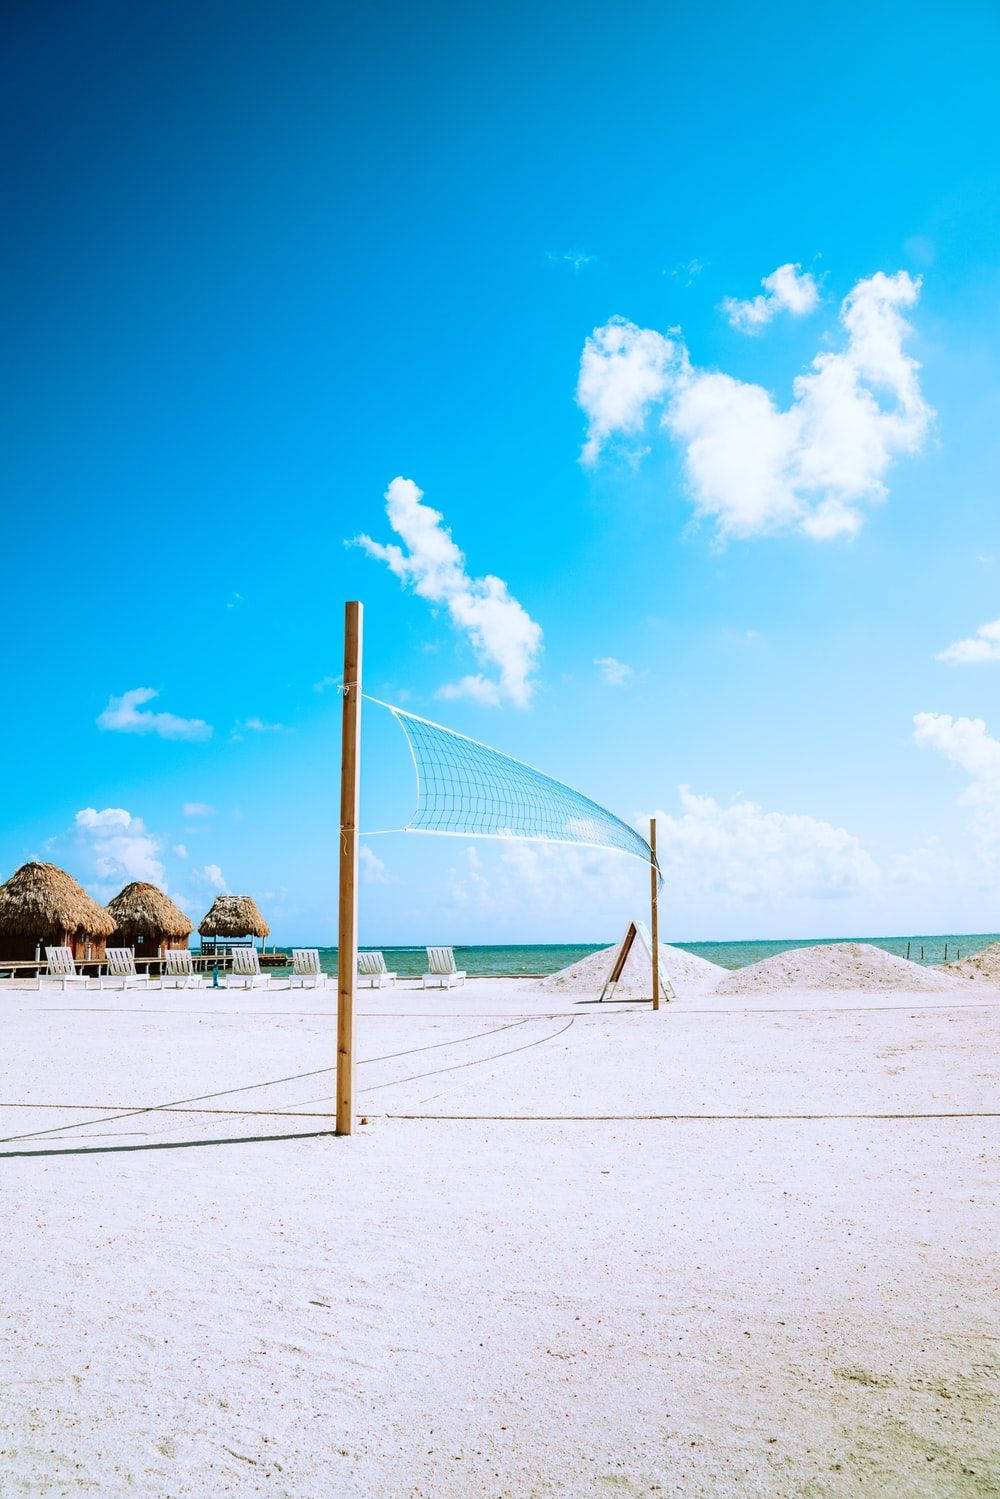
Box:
[1,957,998,1497]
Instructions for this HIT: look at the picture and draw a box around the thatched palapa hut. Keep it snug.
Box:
[107,882,193,959]
[0,861,115,964]
[198,894,270,954]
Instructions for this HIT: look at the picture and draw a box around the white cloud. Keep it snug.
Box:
[198,863,228,892]
[577,317,678,465]
[172,843,188,859]
[183,802,214,817]
[594,656,634,686]
[447,846,493,909]
[237,717,287,733]
[313,675,340,693]
[913,712,1000,850]
[435,675,502,707]
[360,845,395,885]
[74,807,166,889]
[721,262,820,332]
[667,259,707,287]
[446,841,635,917]
[645,788,878,902]
[548,250,596,272]
[98,688,212,742]
[579,270,932,541]
[935,618,1000,664]
[354,477,543,707]
[913,711,1000,781]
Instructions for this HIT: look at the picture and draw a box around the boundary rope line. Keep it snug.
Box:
[3,1102,996,1124]
[357,1017,573,1097]
[381,1109,1000,1122]
[0,1018,537,1148]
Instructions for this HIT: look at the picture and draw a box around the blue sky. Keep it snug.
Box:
[4,0,1000,943]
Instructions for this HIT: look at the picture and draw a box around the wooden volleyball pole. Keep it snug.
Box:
[336,601,363,1136]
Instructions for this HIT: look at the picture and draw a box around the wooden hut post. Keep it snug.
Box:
[649,817,660,1012]
[337,601,363,1137]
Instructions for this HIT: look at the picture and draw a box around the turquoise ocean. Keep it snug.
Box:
[266,933,1000,978]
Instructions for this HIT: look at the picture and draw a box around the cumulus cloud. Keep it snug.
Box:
[354,477,543,707]
[198,863,228,892]
[721,262,820,332]
[436,675,502,707]
[74,807,166,889]
[594,656,634,686]
[913,712,1000,850]
[645,788,878,902]
[578,270,933,541]
[360,845,394,885]
[172,843,188,859]
[935,618,1000,665]
[577,318,677,465]
[446,840,635,916]
[98,688,212,742]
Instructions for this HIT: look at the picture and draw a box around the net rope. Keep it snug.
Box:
[364,695,657,875]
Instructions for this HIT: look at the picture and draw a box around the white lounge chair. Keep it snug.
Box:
[101,947,153,989]
[227,946,271,989]
[358,950,397,989]
[290,948,327,988]
[162,949,200,988]
[422,946,466,988]
[39,946,92,991]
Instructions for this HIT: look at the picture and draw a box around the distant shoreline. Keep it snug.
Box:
[250,933,999,976]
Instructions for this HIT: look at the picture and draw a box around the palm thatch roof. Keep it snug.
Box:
[0,862,115,940]
[107,882,193,944]
[198,894,270,939]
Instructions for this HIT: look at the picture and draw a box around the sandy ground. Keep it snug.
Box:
[0,975,998,1497]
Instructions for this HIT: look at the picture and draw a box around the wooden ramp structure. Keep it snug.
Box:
[599,919,676,1004]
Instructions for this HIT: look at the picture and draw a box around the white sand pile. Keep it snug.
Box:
[540,940,724,997]
[943,939,1000,984]
[716,941,962,995]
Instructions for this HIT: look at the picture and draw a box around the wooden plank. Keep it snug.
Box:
[336,600,363,1137]
[600,921,637,1000]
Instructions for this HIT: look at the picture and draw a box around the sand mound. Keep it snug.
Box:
[540,941,724,998]
[943,940,1000,984]
[715,942,962,995]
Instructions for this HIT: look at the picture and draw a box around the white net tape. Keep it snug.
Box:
[365,696,657,874]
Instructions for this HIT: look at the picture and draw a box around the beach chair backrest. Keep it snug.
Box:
[106,947,137,978]
[358,950,387,976]
[165,948,193,976]
[427,946,456,975]
[293,948,322,976]
[231,946,261,977]
[45,946,76,976]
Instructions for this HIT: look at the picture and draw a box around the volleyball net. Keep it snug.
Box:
[364,696,658,879]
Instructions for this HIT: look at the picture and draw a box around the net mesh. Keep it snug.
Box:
[366,696,656,873]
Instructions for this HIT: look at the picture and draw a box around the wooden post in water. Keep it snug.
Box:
[649,817,660,1012]
[336,601,363,1137]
